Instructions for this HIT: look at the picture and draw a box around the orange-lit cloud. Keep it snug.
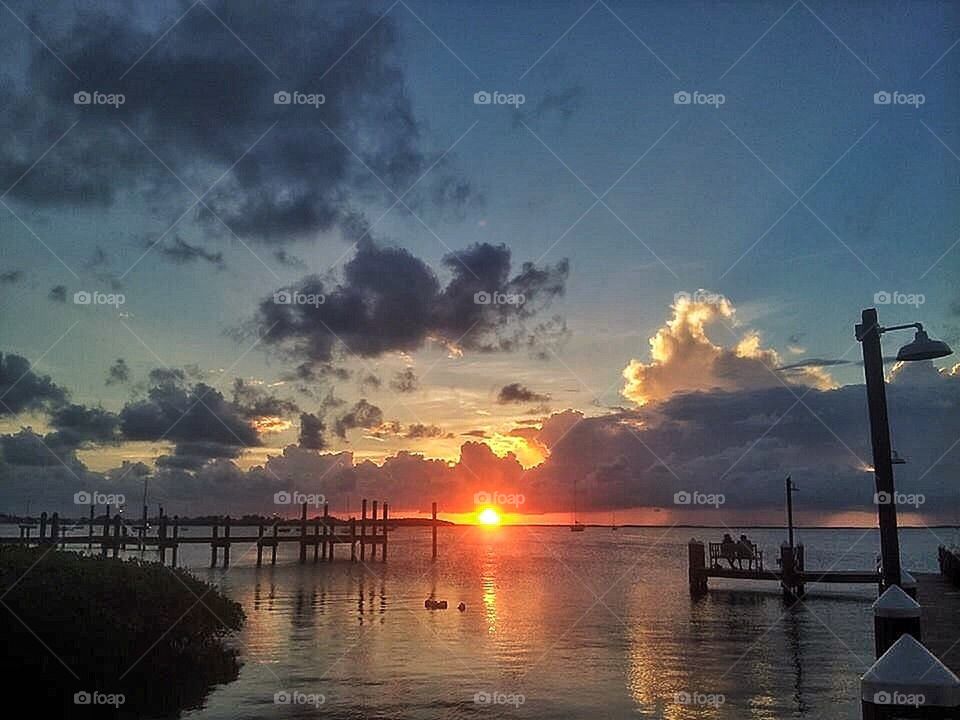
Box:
[622,292,834,405]
[253,416,293,434]
[482,432,548,469]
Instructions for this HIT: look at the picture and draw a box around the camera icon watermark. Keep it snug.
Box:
[74,490,125,506]
[473,90,526,107]
[873,690,925,707]
[273,90,325,108]
[873,90,925,108]
[74,691,125,707]
[673,490,725,508]
[474,490,525,508]
[874,491,925,508]
[73,290,125,307]
[473,690,525,707]
[273,690,325,707]
[674,690,725,708]
[674,289,726,306]
[273,290,325,307]
[673,90,725,108]
[473,290,525,306]
[74,90,125,108]
[274,490,325,508]
[873,290,924,308]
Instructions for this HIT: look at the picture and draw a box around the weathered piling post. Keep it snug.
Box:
[256,524,264,567]
[780,543,804,602]
[299,503,308,564]
[158,512,168,565]
[121,523,129,550]
[112,515,122,558]
[371,501,379,561]
[688,539,708,595]
[860,634,960,718]
[223,516,232,568]
[211,522,219,567]
[171,518,179,567]
[271,521,278,565]
[874,585,922,657]
[432,501,438,560]
[88,504,94,549]
[50,512,59,546]
[360,499,367,562]
[350,517,356,562]
[321,503,329,561]
[101,506,110,556]
[39,511,47,543]
[313,519,320,563]
[382,502,388,562]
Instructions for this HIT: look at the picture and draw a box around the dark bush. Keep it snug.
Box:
[0,547,244,717]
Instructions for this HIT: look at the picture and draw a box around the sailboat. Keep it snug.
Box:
[570,477,585,531]
[611,511,618,531]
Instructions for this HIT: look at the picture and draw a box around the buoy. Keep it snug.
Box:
[457,602,466,612]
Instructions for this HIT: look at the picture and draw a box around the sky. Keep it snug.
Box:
[1,0,959,524]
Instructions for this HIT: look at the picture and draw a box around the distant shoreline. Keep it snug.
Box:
[1,516,956,531]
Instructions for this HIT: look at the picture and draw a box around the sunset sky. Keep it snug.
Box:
[1,0,959,524]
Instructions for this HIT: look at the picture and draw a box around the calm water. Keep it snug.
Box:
[112,526,959,718]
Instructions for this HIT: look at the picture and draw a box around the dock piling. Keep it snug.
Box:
[382,502,388,563]
[299,503,307,564]
[360,499,367,562]
[223,516,231,568]
[688,539,707,595]
[371,501,378,561]
[432,502,438,560]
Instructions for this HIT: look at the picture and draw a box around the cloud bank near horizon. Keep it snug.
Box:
[3,293,959,520]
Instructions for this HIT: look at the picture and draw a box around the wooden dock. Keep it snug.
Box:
[689,539,880,600]
[4,499,444,568]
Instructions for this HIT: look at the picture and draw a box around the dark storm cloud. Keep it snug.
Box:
[497,383,550,404]
[0,270,23,284]
[779,358,854,370]
[48,285,67,303]
[48,403,120,447]
[6,366,960,518]
[0,428,81,468]
[333,399,383,440]
[255,241,569,362]
[390,367,419,393]
[105,358,130,385]
[155,236,225,268]
[298,412,326,450]
[120,373,261,469]
[405,423,450,439]
[0,1,469,244]
[0,353,68,415]
[231,378,298,418]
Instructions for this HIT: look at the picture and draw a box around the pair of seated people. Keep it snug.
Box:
[719,533,757,569]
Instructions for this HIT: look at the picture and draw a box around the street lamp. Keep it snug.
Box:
[855,308,953,590]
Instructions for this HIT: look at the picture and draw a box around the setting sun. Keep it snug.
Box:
[477,507,501,526]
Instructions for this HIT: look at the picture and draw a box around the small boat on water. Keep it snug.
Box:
[570,476,586,531]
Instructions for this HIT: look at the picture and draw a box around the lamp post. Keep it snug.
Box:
[855,308,953,590]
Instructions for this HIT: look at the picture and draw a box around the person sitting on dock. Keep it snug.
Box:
[736,535,755,569]
[720,534,738,568]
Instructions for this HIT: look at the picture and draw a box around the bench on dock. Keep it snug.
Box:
[708,541,764,571]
